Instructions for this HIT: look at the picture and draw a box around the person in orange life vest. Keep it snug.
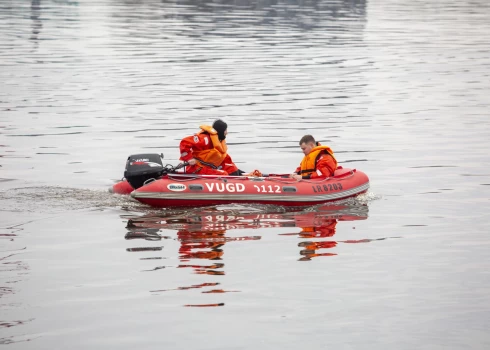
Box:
[179,119,241,176]
[290,134,338,180]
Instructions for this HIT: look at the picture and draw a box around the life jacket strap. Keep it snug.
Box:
[195,157,218,169]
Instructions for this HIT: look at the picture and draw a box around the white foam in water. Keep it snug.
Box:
[0,186,142,213]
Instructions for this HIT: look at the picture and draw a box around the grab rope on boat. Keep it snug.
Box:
[295,170,356,183]
[163,163,354,184]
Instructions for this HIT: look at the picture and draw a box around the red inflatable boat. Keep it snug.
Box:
[111,153,370,208]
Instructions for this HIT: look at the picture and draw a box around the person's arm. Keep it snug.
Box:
[179,134,201,163]
[309,155,336,178]
[290,165,302,180]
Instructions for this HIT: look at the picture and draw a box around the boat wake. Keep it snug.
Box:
[0,186,146,213]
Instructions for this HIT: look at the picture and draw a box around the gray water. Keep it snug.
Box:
[1,0,490,349]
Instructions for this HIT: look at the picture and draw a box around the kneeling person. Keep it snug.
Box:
[179,119,241,176]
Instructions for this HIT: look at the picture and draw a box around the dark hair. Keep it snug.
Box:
[212,119,228,141]
[299,135,315,145]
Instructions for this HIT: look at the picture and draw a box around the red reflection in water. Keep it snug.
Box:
[150,282,220,293]
[124,204,375,305]
[184,303,225,307]
[202,289,240,294]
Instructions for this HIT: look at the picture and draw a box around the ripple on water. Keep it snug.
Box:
[0,186,144,213]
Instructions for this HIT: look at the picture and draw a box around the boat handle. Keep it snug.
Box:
[143,178,157,186]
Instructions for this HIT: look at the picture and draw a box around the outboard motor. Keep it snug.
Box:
[124,153,165,189]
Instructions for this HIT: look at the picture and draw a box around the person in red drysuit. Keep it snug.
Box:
[179,119,241,176]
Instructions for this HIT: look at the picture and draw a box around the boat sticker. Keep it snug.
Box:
[130,161,160,167]
[253,185,281,193]
[312,183,343,193]
[205,183,245,192]
[167,183,187,192]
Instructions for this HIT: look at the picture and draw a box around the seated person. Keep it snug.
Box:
[179,119,242,176]
[290,134,338,180]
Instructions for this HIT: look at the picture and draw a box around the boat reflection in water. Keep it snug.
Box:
[123,203,373,306]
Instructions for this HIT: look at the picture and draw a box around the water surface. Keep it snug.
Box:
[1,0,490,349]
